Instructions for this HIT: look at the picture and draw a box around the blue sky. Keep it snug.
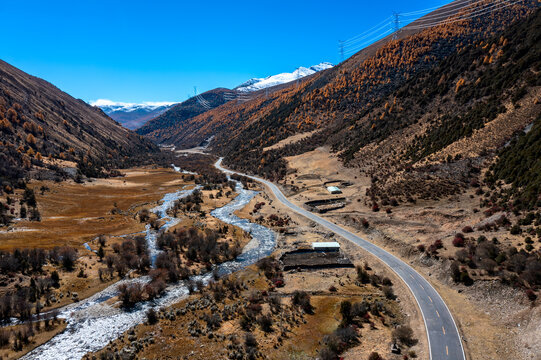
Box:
[2,0,451,103]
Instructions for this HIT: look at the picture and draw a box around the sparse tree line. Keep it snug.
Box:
[157,225,241,268]
[99,236,150,282]
[171,153,228,185]
[447,233,541,296]
[485,112,541,211]
[0,316,62,352]
[0,246,77,322]
[168,189,204,215]
[416,219,541,300]
[99,235,163,308]
[1,183,42,226]
[115,225,242,309]
[318,263,413,360]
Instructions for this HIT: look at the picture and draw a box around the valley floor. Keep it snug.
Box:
[0,166,188,250]
[75,160,417,360]
[0,166,245,359]
[3,148,537,360]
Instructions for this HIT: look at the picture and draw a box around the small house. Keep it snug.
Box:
[326,186,342,194]
[311,242,340,252]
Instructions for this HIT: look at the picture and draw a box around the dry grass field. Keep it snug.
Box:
[0,167,190,250]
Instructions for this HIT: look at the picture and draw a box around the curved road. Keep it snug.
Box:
[216,158,465,360]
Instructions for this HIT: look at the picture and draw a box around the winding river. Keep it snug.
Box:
[22,171,276,360]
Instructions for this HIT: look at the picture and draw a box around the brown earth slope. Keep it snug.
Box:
[146,0,537,176]
[0,59,158,181]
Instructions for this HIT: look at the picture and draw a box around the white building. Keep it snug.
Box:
[311,242,340,252]
[326,186,342,194]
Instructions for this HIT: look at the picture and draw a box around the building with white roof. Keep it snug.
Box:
[311,242,340,252]
[326,186,342,194]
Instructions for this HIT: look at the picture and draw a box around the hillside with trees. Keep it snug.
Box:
[0,60,159,184]
[148,1,538,184]
[136,88,231,144]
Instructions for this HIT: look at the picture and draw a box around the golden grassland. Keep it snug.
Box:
[0,167,190,250]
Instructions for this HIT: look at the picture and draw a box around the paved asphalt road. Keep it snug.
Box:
[216,158,466,360]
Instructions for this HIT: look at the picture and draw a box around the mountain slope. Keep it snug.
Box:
[0,60,158,182]
[151,0,537,183]
[91,100,176,130]
[136,88,230,144]
[136,63,333,144]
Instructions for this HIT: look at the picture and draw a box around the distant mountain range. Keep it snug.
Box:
[91,62,332,130]
[90,100,177,130]
[234,62,334,92]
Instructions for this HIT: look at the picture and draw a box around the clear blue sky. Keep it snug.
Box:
[2,0,451,103]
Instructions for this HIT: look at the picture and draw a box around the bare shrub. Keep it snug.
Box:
[392,325,417,346]
[118,283,144,308]
[59,247,77,271]
[257,314,273,332]
[146,308,158,324]
[383,285,396,299]
[0,329,10,347]
[291,290,313,314]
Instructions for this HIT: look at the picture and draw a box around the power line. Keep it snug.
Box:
[406,0,525,29]
[403,0,507,24]
[400,0,485,22]
[193,86,212,110]
[400,0,482,17]
[343,29,393,55]
[342,16,393,45]
[343,20,393,46]
[223,90,254,104]
[339,0,528,60]
[402,0,522,28]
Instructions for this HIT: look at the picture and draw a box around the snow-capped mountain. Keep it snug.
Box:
[91,62,332,130]
[235,62,333,92]
[91,99,177,130]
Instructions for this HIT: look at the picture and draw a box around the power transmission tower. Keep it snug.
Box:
[392,12,401,40]
[339,40,344,62]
